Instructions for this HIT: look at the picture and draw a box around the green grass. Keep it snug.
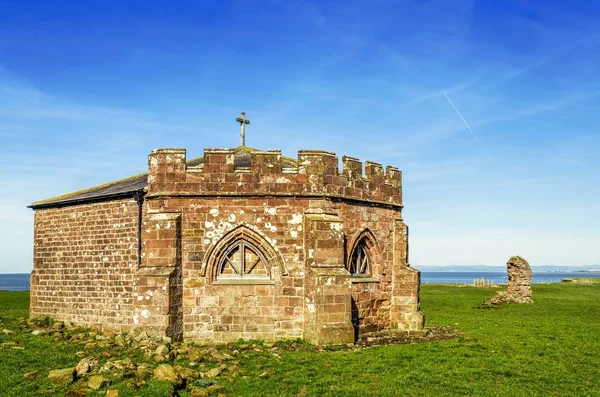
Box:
[1,281,599,396]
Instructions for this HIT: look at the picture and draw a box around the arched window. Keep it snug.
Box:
[217,240,270,279]
[349,237,371,277]
[347,229,381,281]
[204,225,286,284]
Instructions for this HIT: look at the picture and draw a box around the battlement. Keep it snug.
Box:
[147,147,402,206]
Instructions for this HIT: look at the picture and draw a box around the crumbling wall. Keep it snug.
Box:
[483,255,533,306]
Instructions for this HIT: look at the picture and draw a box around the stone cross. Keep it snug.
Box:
[236,112,250,146]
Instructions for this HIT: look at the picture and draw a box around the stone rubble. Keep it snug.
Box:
[8,316,450,395]
[87,375,110,390]
[48,367,75,385]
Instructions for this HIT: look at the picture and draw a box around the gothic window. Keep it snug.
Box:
[347,229,381,282]
[205,225,286,284]
[217,240,270,280]
[349,237,371,277]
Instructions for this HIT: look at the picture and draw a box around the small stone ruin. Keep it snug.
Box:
[482,256,533,307]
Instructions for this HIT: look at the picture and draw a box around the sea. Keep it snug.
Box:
[1,271,599,291]
[420,271,600,285]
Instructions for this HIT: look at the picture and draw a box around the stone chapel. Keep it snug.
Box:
[29,117,424,344]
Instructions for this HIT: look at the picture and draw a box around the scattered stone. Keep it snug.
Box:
[258,370,271,378]
[482,256,533,307]
[24,370,40,380]
[154,355,166,363]
[175,365,200,381]
[205,367,222,378]
[106,390,119,397]
[52,322,64,330]
[127,378,147,389]
[65,382,90,397]
[135,364,153,380]
[2,328,14,334]
[88,375,110,390]
[75,357,98,377]
[153,364,182,385]
[31,330,46,336]
[155,344,170,356]
[190,388,209,397]
[188,347,203,362]
[48,367,75,385]
[114,335,125,346]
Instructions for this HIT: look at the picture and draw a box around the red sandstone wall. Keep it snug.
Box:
[144,195,402,342]
[30,199,139,331]
[337,201,399,335]
[142,148,416,343]
[148,196,309,342]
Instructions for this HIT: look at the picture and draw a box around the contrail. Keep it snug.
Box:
[443,91,512,183]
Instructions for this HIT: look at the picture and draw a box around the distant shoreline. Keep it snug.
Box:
[4,270,600,291]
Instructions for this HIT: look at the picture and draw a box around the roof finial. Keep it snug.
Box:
[236,112,250,146]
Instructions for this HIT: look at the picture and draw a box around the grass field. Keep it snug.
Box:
[1,281,599,396]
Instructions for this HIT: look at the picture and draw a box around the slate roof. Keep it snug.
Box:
[29,146,297,209]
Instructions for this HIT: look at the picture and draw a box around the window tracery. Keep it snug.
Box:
[347,229,381,282]
[349,237,371,277]
[217,240,270,279]
[204,225,286,284]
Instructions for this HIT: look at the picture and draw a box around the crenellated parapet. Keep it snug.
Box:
[147,147,403,207]
[251,150,283,174]
[148,148,187,188]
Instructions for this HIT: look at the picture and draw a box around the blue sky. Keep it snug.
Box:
[1,0,599,273]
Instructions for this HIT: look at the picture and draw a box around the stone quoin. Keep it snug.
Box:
[29,139,424,344]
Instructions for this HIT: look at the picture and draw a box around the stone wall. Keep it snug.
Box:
[141,194,408,343]
[143,196,328,343]
[30,199,139,331]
